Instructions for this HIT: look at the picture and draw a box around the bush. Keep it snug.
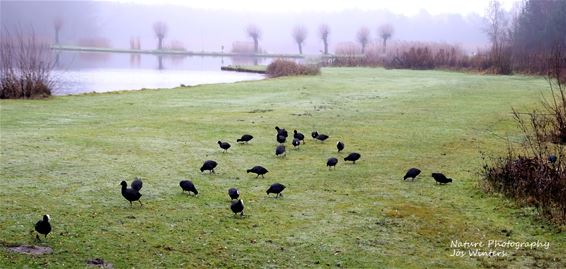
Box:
[266,59,320,78]
[1,27,55,99]
[482,48,566,227]
[483,154,566,225]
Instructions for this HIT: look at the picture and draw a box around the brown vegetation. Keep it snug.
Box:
[1,28,55,99]
[482,48,566,227]
[266,59,320,78]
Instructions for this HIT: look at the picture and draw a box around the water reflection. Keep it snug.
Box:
[53,52,266,95]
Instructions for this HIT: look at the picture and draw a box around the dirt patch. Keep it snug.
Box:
[87,258,113,268]
[7,245,53,255]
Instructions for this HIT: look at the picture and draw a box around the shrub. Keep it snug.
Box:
[266,59,320,78]
[1,27,55,99]
[482,47,566,227]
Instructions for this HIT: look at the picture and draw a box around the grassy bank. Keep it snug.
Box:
[1,68,564,268]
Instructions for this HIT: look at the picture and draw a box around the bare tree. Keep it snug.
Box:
[292,25,307,55]
[246,24,261,53]
[356,27,370,54]
[378,24,394,53]
[53,17,63,45]
[153,21,167,50]
[484,0,508,52]
[484,0,511,74]
[319,24,330,55]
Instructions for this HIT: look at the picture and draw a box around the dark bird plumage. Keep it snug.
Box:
[327,157,338,169]
[275,145,286,157]
[179,180,198,195]
[548,154,558,164]
[292,138,301,148]
[218,141,231,152]
[276,134,286,144]
[121,180,142,206]
[344,152,361,163]
[336,141,344,152]
[275,126,288,138]
[403,168,421,181]
[293,130,305,143]
[200,160,218,173]
[131,177,143,191]
[267,183,286,198]
[315,134,329,142]
[247,165,269,178]
[228,187,240,200]
[311,131,318,139]
[34,214,51,240]
[230,199,245,216]
[432,172,453,184]
[237,134,254,143]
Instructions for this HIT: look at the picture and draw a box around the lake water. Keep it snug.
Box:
[52,52,267,95]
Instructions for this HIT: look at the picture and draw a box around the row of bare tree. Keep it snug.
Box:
[246,23,394,55]
[52,16,394,55]
[150,20,394,55]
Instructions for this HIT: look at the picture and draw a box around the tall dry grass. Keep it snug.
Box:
[1,27,55,99]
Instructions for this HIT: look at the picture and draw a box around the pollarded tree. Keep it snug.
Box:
[378,24,394,53]
[153,21,167,50]
[246,24,261,53]
[292,25,307,55]
[53,17,63,45]
[319,24,330,55]
[356,27,370,54]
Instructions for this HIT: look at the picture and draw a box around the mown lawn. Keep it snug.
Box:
[1,68,564,268]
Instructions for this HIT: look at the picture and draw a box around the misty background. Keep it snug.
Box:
[1,0,490,54]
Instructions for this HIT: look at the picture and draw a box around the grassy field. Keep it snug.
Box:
[1,68,564,268]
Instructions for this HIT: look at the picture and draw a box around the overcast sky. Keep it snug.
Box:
[113,0,518,15]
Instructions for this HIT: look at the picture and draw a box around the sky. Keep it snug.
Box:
[112,0,518,15]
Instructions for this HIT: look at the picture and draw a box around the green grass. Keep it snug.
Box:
[1,68,564,268]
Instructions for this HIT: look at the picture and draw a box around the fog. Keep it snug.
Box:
[1,0,490,54]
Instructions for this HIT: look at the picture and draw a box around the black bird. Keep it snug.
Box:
[344,152,361,164]
[336,141,344,152]
[276,134,286,144]
[34,214,51,240]
[403,168,421,181]
[275,126,288,138]
[548,154,558,164]
[237,134,254,143]
[179,180,198,195]
[218,141,231,152]
[247,165,269,178]
[228,187,240,200]
[293,130,305,143]
[311,131,318,139]
[432,172,453,184]
[275,145,286,157]
[292,138,301,149]
[327,157,338,169]
[230,199,245,216]
[200,160,218,173]
[315,134,329,142]
[267,183,286,198]
[131,177,143,191]
[120,180,142,206]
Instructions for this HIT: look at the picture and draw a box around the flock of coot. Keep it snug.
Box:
[33,125,456,241]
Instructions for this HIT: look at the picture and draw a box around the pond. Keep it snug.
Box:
[52,52,267,95]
